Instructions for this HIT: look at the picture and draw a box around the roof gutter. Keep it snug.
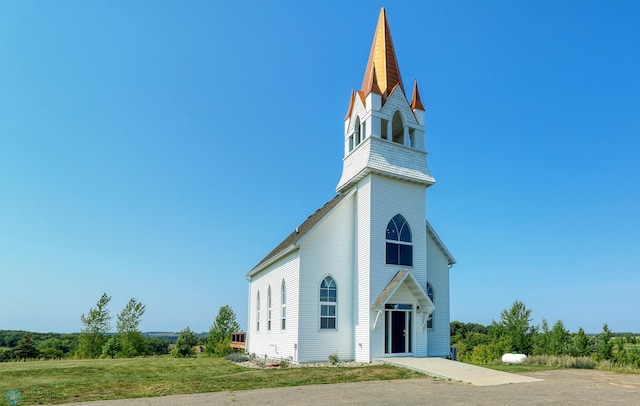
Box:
[245,244,299,278]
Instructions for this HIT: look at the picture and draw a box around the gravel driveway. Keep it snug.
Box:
[65,369,640,405]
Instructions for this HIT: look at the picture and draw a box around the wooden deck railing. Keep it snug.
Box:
[231,332,246,350]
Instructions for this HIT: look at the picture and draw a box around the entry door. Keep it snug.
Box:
[384,304,412,354]
[391,311,406,353]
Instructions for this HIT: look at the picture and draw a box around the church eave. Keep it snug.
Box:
[246,192,350,277]
[426,220,456,266]
[337,166,434,193]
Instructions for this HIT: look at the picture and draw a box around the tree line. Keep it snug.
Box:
[0,293,240,361]
[452,300,640,368]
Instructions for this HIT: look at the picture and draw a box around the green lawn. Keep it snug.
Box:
[0,357,426,404]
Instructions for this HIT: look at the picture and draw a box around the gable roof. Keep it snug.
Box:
[246,192,348,277]
[371,270,435,312]
[426,220,456,266]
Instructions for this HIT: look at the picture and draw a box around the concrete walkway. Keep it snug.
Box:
[375,357,543,386]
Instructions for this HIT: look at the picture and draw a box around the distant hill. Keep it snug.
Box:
[143,332,208,340]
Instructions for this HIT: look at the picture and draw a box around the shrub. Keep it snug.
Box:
[225,353,249,363]
[171,327,198,358]
[328,352,340,365]
[213,337,233,358]
[279,358,290,369]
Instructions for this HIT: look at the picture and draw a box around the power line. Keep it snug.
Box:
[0,290,63,332]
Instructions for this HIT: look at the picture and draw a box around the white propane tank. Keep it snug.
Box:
[502,353,527,364]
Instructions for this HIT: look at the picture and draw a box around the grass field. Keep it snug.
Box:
[0,357,426,405]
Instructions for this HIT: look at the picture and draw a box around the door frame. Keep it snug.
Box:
[384,303,414,356]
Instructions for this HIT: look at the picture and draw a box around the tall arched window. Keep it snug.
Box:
[256,291,260,332]
[386,214,413,266]
[320,276,337,329]
[427,282,434,329]
[281,280,286,330]
[267,286,272,331]
[392,111,404,144]
[354,117,361,146]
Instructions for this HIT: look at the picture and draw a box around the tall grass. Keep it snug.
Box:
[524,355,596,369]
[522,355,640,374]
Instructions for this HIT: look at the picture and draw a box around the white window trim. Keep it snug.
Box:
[319,275,338,331]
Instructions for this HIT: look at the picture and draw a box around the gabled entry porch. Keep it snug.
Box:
[372,270,435,357]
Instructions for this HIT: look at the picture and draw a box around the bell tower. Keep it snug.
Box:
[337,7,435,193]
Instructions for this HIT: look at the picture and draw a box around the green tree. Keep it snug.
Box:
[102,336,120,358]
[15,332,39,359]
[534,318,551,355]
[548,320,570,356]
[37,337,72,359]
[570,326,591,357]
[145,337,171,356]
[77,293,112,358]
[595,323,613,361]
[493,300,535,354]
[206,305,240,356]
[116,298,146,357]
[611,337,627,364]
[172,327,198,358]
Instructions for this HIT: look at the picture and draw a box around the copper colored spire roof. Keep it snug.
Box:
[361,8,404,99]
[411,79,425,111]
[344,90,356,120]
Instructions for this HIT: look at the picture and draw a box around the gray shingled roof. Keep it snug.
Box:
[247,193,348,276]
[371,270,435,312]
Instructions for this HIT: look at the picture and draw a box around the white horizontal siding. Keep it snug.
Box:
[355,179,371,362]
[297,193,356,362]
[426,230,451,357]
[247,252,300,361]
[368,175,427,359]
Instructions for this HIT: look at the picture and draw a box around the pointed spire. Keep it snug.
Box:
[411,79,425,111]
[363,63,382,95]
[361,8,404,99]
[344,90,356,120]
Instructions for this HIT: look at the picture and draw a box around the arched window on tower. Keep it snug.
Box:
[386,214,412,266]
[320,276,337,329]
[354,116,361,146]
[426,282,434,329]
[392,111,404,145]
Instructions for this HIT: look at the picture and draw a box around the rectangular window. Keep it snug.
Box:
[399,245,413,266]
[386,242,399,265]
[281,306,286,330]
[320,304,336,329]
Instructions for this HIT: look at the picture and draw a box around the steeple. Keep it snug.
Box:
[361,8,404,100]
[337,8,434,193]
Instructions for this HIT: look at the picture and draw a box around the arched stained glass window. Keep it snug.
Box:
[427,282,434,329]
[386,214,413,266]
[320,276,337,329]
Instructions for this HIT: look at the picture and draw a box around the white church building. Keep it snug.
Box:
[245,8,455,363]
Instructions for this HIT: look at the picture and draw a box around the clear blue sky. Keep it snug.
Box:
[1,1,639,335]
